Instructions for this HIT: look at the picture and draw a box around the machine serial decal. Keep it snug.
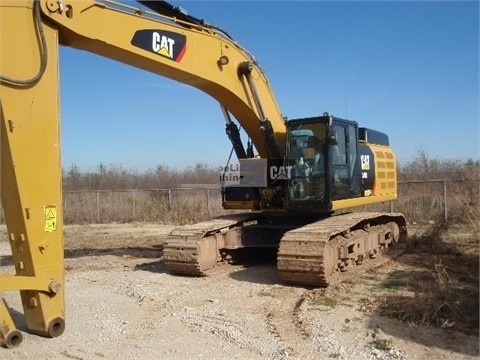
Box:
[360,154,370,170]
[131,30,187,62]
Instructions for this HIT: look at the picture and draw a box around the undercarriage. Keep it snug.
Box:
[163,212,407,287]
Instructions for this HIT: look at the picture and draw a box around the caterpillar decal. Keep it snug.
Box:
[358,144,376,196]
[131,29,187,62]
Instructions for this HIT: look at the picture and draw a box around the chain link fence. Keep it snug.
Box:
[0,180,477,225]
[356,179,478,225]
[63,187,224,224]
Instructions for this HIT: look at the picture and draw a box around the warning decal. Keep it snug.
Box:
[44,205,57,232]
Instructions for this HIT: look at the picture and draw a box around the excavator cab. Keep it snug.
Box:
[285,115,362,213]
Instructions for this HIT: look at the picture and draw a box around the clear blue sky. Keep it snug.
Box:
[60,1,479,171]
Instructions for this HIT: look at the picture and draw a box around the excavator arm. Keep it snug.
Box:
[0,0,287,348]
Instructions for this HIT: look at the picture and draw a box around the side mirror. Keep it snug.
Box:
[328,131,338,145]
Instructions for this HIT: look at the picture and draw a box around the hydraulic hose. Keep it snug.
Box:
[0,0,48,86]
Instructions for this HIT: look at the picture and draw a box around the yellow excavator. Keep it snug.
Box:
[0,0,406,348]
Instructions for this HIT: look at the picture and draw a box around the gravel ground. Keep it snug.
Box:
[0,224,478,359]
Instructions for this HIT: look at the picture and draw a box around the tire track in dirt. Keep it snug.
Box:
[264,287,315,358]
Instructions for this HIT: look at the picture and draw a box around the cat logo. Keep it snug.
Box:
[131,30,187,62]
[152,32,175,58]
[270,166,293,180]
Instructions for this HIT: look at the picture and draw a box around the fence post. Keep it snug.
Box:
[132,189,136,219]
[96,190,100,222]
[206,187,211,213]
[444,180,448,220]
[168,189,172,210]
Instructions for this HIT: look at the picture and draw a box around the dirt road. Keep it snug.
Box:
[1,223,478,359]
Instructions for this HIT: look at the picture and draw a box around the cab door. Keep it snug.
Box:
[330,122,362,200]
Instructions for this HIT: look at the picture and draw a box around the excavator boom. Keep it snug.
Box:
[44,0,286,159]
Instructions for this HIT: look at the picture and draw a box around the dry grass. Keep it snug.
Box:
[370,339,393,351]
[59,177,480,226]
[375,221,479,334]
[63,188,227,225]
[356,179,479,226]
